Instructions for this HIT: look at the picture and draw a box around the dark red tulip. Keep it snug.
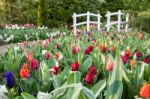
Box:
[85,73,94,84]
[143,56,150,64]
[46,51,51,60]
[122,55,129,64]
[84,46,94,55]
[55,44,60,49]
[72,45,80,54]
[53,66,59,75]
[101,47,107,53]
[90,66,97,75]
[136,51,142,58]
[30,59,39,70]
[72,62,80,71]
[87,38,91,42]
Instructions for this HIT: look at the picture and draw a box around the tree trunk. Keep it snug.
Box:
[37,0,47,27]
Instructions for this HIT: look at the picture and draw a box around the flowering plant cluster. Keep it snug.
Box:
[0,30,150,99]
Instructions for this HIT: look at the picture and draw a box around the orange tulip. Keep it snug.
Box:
[20,63,30,78]
[111,46,116,52]
[140,84,150,98]
[130,59,136,66]
[27,50,33,62]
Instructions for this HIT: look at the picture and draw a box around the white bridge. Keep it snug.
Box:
[73,10,129,36]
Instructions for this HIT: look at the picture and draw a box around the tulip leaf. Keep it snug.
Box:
[134,63,145,92]
[67,71,81,84]
[91,79,106,97]
[21,92,36,99]
[53,75,62,89]
[80,56,92,72]
[82,86,96,99]
[105,53,123,99]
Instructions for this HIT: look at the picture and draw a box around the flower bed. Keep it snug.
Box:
[0,30,150,98]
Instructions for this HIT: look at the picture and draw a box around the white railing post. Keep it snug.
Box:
[73,13,77,36]
[87,11,90,31]
[106,12,110,31]
[98,13,101,31]
[117,10,121,32]
[125,13,129,32]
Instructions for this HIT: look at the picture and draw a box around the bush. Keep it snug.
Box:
[130,10,150,33]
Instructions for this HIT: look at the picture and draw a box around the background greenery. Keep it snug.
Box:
[0,0,150,32]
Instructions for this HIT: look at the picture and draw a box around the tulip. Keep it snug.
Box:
[85,73,94,84]
[54,52,63,61]
[72,62,80,71]
[122,55,129,64]
[27,50,33,62]
[111,46,116,52]
[125,50,131,57]
[30,59,39,70]
[87,38,91,42]
[99,45,107,53]
[140,84,150,98]
[72,45,80,54]
[22,40,27,47]
[130,59,136,67]
[106,60,114,71]
[136,51,142,58]
[90,66,97,75]
[20,63,30,78]
[55,44,60,49]
[46,51,51,60]
[143,56,150,64]
[84,46,94,55]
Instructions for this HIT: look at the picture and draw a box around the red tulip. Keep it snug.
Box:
[85,73,94,84]
[106,60,114,71]
[52,66,59,75]
[140,84,150,98]
[122,55,129,64]
[46,51,51,60]
[72,45,80,54]
[84,46,94,55]
[90,66,97,75]
[125,50,131,57]
[136,51,142,58]
[143,56,150,64]
[30,59,39,70]
[72,62,80,71]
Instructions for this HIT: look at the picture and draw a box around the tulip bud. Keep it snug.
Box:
[30,59,39,70]
[85,73,94,84]
[136,51,142,58]
[72,62,80,71]
[106,60,114,71]
[90,66,97,75]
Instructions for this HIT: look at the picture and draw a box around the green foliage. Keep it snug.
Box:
[130,10,150,33]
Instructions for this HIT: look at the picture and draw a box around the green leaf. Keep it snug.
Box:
[53,75,62,89]
[21,93,36,99]
[67,71,81,84]
[80,56,92,72]
[82,86,96,99]
[91,79,106,97]
[105,54,123,99]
